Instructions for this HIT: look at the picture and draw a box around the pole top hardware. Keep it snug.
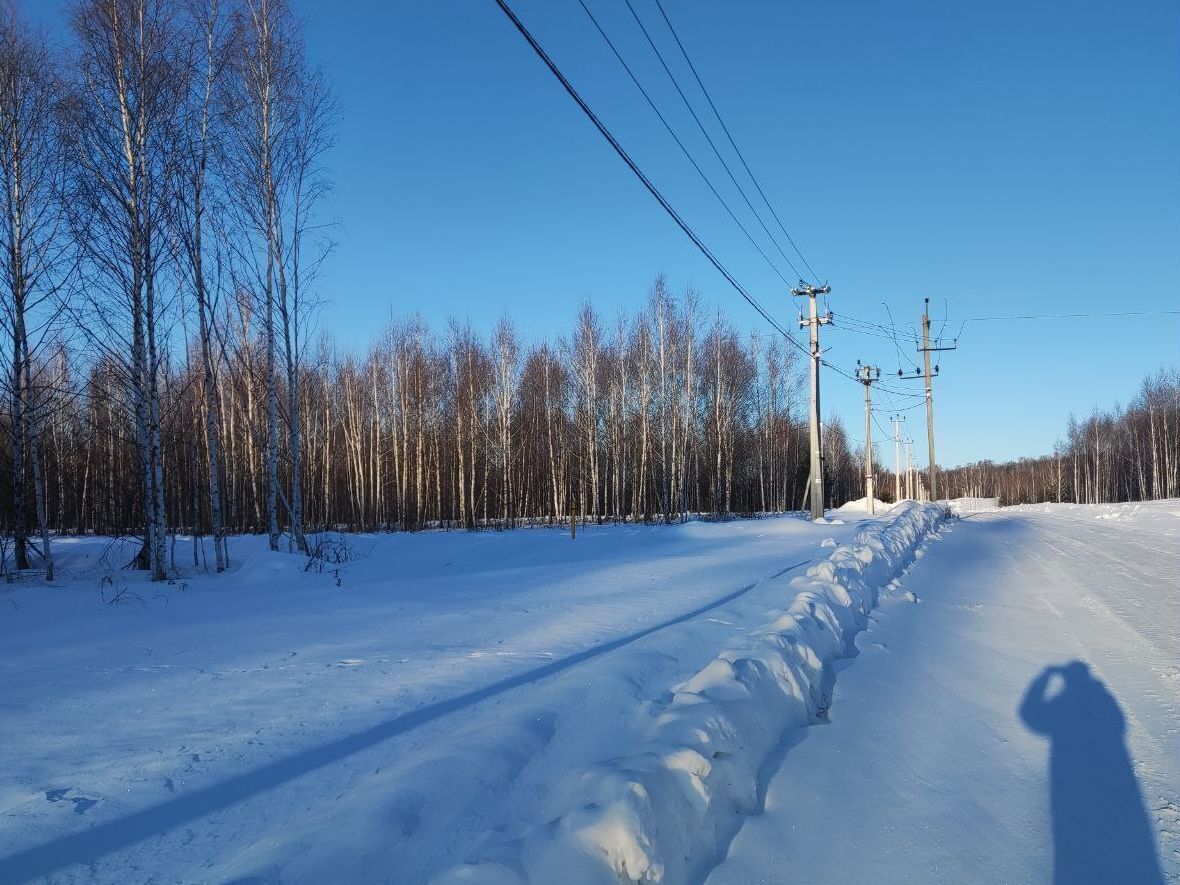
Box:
[856,362,881,383]
[791,281,831,298]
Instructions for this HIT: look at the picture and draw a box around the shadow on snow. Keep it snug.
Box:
[1019,660,1164,885]
[0,558,812,882]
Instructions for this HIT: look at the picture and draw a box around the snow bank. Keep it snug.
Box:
[2,517,865,884]
[946,497,999,515]
[830,495,890,514]
[435,502,947,885]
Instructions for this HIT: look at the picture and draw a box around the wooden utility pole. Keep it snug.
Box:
[857,362,881,514]
[792,282,832,520]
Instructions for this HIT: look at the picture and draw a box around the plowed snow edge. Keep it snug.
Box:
[434,501,948,885]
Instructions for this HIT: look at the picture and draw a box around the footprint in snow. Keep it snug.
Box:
[45,788,98,815]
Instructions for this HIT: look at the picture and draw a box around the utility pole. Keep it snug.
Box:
[921,303,937,500]
[792,282,832,520]
[892,415,904,502]
[898,299,956,503]
[904,439,915,500]
[857,362,880,514]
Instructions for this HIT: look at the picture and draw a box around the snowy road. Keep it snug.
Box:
[708,502,1180,885]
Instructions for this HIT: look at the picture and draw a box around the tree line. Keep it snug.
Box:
[7,246,891,574]
[0,0,335,579]
[4,1,1169,583]
[937,368,1180,506]
[3,0,898,583]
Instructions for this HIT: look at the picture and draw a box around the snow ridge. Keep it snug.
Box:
[436,501,947,885]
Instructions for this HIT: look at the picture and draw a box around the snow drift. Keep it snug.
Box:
[946,497,1000,515]
[830,495,890,514]
[435,501,947,885]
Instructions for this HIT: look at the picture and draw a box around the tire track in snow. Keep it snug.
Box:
[1022,512,1180,878]
[1033,522,1177,667]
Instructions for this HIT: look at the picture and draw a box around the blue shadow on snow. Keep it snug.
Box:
[0,557,813,883]
[1019,661,1164,885]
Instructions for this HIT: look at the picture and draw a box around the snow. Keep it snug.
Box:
[0,515,862,884]
[434,501,946,885]
[706,500,1180,885]
[945,495,1000,514]
[2,501,1177,885]
[830,495,891,514]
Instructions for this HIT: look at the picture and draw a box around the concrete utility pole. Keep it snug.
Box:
[904,439,915,500]
[921,304,937,500]
[857,362,881,514]
[892,415,904,502]
[899,299,956,503]
[792,282,832,520]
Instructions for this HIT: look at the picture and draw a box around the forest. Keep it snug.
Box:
[938,368,1180,507]
[0,0,887,583]
[0,0,1176,584]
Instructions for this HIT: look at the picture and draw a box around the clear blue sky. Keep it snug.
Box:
[30,0,1180,466]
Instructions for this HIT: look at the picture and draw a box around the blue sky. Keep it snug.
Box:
[31,0,1180,466]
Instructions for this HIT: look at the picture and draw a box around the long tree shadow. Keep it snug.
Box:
[1019,661,1164,885]
[0,557,814,883]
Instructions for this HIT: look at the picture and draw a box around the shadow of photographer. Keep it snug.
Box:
[1019,660,1164,885]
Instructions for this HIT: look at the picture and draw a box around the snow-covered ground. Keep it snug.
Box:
[708,500,1180,885]
[0,513,876,884]
[1,501,1176,885]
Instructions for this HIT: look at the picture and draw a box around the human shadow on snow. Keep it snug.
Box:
[1019,660,1164,885]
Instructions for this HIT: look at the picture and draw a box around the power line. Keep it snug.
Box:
[959,310,1180,321]
[835,312,915,337]
[648,0,819,281]
[575,0,795,287]
[881,303,914,371]
[619,0,804,280]
[488,0,809,362]
[822,358,925,399]
[873,399,926,414]
[494,0,913,423]
[832,321,919,344]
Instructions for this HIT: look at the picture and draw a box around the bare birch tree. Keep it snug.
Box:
[64,0,183,580]
[0,3,64,577]
[227,0,331,554]
[173,0,231,569]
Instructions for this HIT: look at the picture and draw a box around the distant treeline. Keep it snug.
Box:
[1,0,898,582]
[2,1,1170,584]
[6,278,884,555]
[937,369,1180,506]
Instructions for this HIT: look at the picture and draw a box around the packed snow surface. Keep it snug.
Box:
[2,501,1177,885]
[708,500,1180,885]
